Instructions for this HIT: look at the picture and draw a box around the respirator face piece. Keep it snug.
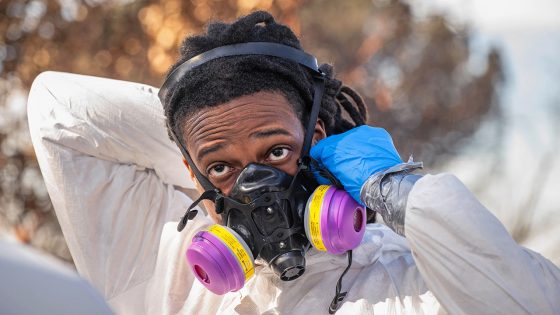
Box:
[185,164,366,295]
[186,163,313,294]
[226,163,311,281]
[161,42,367,296]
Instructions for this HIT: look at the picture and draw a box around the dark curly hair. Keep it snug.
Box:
[162,11,367,147]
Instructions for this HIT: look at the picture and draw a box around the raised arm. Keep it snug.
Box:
[311,125,560,314]
[27,71,206,310]
[404,173,560,314]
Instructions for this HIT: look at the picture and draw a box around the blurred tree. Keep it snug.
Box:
[0,0,503,262]
[0,0,305,262]
[301,0,504,164]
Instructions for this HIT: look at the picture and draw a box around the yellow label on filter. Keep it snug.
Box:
[309,185,330,251]
[208,225,255,281]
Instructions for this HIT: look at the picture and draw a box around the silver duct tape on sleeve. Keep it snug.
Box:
[360,161,423,236]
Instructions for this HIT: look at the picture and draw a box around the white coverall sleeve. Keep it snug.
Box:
[405,173,560,314]
[27,71,204,312]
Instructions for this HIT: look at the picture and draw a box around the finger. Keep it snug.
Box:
[310,139,328,163]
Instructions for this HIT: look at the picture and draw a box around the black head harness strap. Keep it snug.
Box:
[158,42,320,103]
[159,42,326,231]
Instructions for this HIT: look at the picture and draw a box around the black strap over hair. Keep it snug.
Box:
[301,76,325,156]
[162,42,326,195]
[159,42,321,104]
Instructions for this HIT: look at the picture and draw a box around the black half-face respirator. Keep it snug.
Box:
[159,42,368,313]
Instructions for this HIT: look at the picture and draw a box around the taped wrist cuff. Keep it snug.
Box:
[360,161,423,236]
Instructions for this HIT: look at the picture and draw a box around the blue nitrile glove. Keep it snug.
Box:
[310,125,403,204]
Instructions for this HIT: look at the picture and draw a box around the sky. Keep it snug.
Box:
[414,0,560,263]
[417,0,560,31]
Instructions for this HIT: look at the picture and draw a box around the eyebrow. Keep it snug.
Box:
[196,143,225,162]
[195,128,292,162]
[250,128,292,139]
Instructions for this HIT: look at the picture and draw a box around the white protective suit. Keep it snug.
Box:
[28,71,560,315]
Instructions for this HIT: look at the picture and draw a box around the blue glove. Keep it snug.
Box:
[310,125,403,203]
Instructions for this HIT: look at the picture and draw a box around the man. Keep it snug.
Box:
[28,11,559,314]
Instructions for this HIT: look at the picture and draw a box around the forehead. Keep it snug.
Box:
[182,91,303,154]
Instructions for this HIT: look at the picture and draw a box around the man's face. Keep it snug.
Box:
[182,91,326,223]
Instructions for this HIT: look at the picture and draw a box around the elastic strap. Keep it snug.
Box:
[159,42,320,104]
[329,250,352,314]
[167,121,215,192]
[177,189,219,232]
[301,75,325,157]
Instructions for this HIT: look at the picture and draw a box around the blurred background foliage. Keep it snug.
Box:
[0,0,504,263]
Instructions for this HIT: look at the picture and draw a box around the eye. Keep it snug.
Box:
[267,147,291,162]
[207,164,232,178]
